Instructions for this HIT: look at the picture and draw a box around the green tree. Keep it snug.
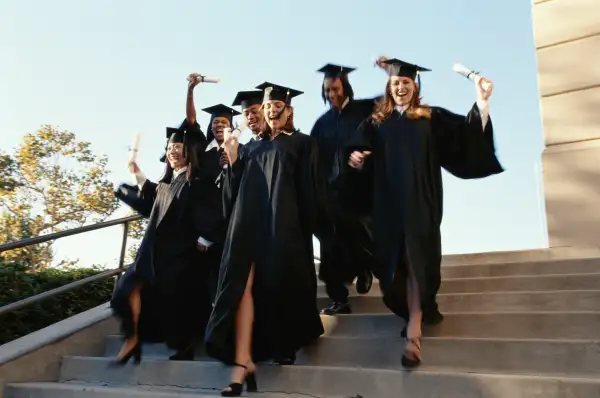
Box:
[0,125,120,269]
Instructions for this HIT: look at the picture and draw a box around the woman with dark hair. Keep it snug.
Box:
[204,82,331,396]
[110,127,224,365]
[346,57,504,368]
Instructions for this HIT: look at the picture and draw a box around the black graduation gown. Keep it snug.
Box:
[346,103,504,322]
[111,172,224,350]
[310,98,377,284]
[205,131,331,363]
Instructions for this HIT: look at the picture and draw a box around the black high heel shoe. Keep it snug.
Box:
[221,362,258,397]
[109,341,142,367]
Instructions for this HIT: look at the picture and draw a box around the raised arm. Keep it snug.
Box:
[115,162,158,217]
[433,78,503,179]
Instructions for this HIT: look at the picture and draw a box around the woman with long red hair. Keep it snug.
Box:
[347,57,504,368]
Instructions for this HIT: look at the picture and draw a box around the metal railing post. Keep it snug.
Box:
[113,221,130,291]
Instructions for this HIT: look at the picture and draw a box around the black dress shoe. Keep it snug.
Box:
[274,353,296,365]
[320,301,352,315]
[169,345,195,361]
[356,271,373,294]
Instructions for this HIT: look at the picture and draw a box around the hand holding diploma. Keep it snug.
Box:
[128,161,140,174]
[222,127,239,167]
[452,63,494,100]
[187,73,221,90]
[128,133,140,163]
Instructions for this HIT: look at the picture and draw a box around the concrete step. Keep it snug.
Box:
[317,290,600,313]
[441,258,600,278]
[439,273,600,294]
[4,382,317,398]
[101,333,600,377]
[57,357,600,398]
[316,270,600,298]
[104,311,600,359]
[441,246,600,266]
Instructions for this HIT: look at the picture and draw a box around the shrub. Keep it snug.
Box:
[0,262,115,345]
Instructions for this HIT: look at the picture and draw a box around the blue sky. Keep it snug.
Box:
[1,0,547,268]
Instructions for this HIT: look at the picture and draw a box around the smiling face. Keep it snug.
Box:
[389,75,417,107]
[211,116,231,142]
[323,77,346,109]
[243,104,263,133]
[166,142,187,170]
[263,100,291,131]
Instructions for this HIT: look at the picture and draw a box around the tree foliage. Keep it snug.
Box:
[0,125,120,269]
[0,260,114,344]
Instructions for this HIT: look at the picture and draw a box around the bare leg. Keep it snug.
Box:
[223,264,257,392]
[404,257,423,363]
[117,285,142,359]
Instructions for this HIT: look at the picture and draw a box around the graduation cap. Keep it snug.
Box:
[255,82,303,105]
[382,58,431,80]
[160,125,207,163]
[166,127,184,143]
[202,104,241,142]
[232,90,264,110]
[317,63,356,78]
[202,104,240,123]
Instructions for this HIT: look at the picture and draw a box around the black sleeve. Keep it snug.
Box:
[189,178,226,244]
[222,145,246,221]
[432,104,504,179]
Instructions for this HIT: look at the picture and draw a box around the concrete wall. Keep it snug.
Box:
[0,305,118,398]
[532,0,600,246]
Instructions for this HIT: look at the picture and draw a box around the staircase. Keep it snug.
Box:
[5,252,600,397]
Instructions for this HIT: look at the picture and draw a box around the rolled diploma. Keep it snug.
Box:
[452,63,491,91]
[186,75,220,83]
[221,121,247,170]
[129,133,140,162]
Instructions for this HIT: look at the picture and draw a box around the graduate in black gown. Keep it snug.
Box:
[232,90,264,140]
[200,104,241,185]
[110,127,224,364]
[182,73,241,185]
[310,63,379,316]
[346,57,503,367]
[205,82,330,397]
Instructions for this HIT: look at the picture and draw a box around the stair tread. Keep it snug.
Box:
[6,382,317,397]
[57,357,600,380]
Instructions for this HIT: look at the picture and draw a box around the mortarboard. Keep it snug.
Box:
[382,58,431,80]
[255,82,303,105]
[317,63,356,78]
[232,90,264,110]
[161,125,207,163]
[202,104,241,123]
[202,104,241,142]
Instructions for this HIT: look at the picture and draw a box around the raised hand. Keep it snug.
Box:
[187,73,202,90]
[128,161,140,174]
[476,76,494,101]
[222,128,239,166]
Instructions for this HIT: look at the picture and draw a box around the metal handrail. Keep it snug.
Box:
[0,215,141,317]
[0,214,321,317]
[0,214,142,253]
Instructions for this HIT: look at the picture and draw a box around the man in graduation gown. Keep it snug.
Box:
[310,63,378,315]
[112,126,225,362]
[232,90,264,141]
[346,57,503,365]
